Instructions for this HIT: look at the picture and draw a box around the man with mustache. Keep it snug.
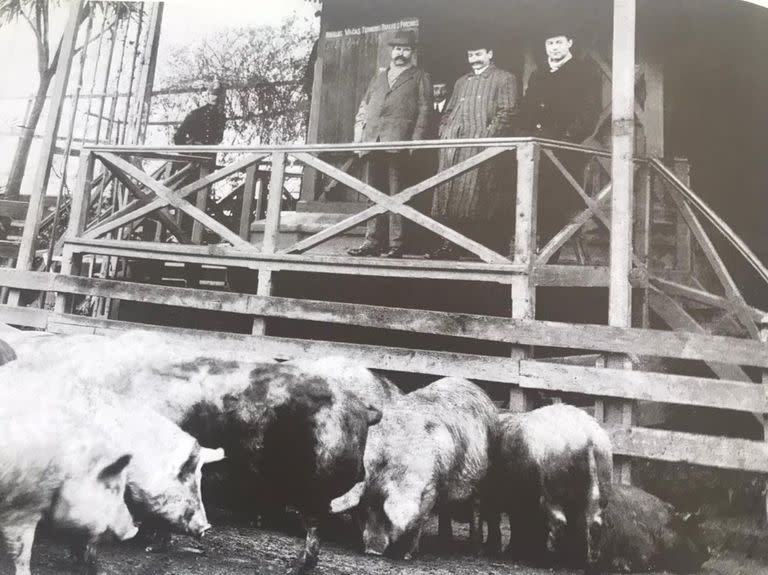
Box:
[347,29,432,258]
[428,41,518,259]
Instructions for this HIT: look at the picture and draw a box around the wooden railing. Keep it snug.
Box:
[0,266,766,476]
[2,137,768,485]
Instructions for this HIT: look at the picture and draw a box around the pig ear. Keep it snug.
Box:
[179,448,201,479]
[98,454,132,485]
[330,481,365,514]
[366,405,382,426]
[201,447,226,465]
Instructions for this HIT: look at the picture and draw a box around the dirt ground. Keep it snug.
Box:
[7,514,768,575]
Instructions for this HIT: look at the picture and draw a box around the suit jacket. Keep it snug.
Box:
[354,66,432,143]
[520,57,600,143]
[173,104,226,145]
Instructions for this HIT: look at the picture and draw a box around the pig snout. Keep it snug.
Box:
[363,529,389,556]
[186,509,212,539]
[112,513,139,541]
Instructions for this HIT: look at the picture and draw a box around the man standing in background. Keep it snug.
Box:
[347,29,432,258]
[428,41,518,259]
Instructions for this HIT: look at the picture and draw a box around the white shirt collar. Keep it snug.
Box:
[549,52,573,73]
[473,64,490,76]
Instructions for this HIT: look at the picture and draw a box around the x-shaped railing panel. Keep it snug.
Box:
[284,147,514,264]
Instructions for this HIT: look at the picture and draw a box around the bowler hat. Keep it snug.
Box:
[388,29,417,47]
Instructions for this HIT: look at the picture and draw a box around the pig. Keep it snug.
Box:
[3,332,384,574]
[597,484,710,573]
[331,377,498,559]
[485,404,613,574]
[0,403,137,575]
[0,362,225,568]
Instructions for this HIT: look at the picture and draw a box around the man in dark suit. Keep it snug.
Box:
[347,29,432,258]
[521,30,600,246]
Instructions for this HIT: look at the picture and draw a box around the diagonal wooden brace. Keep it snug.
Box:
[97,153,257,251]
[288,148,512,263]
[84,152,268,241]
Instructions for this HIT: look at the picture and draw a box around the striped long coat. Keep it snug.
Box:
[431,65,518,222]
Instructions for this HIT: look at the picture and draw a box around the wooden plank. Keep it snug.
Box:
[43,266,768,369]
[610,427,768,474]
[635,166,652,328]
[534,265,610,287]
[15,1,84,271]
[544,149,611,229]
[648,288,752,381]
[191,164,210,244]
[509,142,539,411]
[0,304,49,329]
[519,361,765,413]
[0,269,57,291]
[0,201,31,220]
[286,147,509,255]
[97,153,257,251]
[45,312,523,384]
[0,241,20,259]
[758,316,768,524]
[294,152,510,264]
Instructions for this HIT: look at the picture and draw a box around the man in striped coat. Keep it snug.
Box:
[428,43,519,260]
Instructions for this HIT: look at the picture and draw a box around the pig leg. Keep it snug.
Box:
[2,521,37,575]
[437,508,452,546]
[287,515,320,575]
[483,508,502,556]
[468,496,483,556]
[70,537,105,575]
[136,518,172,553]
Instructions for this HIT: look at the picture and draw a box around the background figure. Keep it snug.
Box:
[428,43,518,259]
[347,29,432,259]
[173,79,227,169]
[520,31,599,247]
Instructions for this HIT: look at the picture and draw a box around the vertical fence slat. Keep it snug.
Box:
[239,165,257,240]
[252,152,286,335]
[760,315,768,525]
[509,142,539,412]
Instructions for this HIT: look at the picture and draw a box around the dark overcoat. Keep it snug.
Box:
[355,66,432,143]
[520,57,600,143]
[173,103,226,145]
[431,65,518,222]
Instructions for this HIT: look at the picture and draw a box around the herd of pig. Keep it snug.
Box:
[0,330,711,575]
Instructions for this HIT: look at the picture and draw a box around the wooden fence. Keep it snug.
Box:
[1,137,767,483]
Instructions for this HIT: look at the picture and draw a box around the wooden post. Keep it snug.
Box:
[239,165,257,240]
[191,164,211,244]
[759,315,768,525]
[634,165,651,328]
[54,150,95,315]
[509,142,539,412]
[130,2,163,144]
[673,158,692,275]
[252,152,286,335]
[14,0,84,273]
[607,0,637,485]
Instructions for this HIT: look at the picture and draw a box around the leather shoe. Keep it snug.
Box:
[425,244,457,260]
[380,247,404,259]
[347,244,381,256]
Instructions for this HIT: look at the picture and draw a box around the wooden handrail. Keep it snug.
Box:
[82,137,628,159]
[651,158,768,286]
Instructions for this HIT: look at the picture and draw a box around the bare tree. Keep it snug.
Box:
[152,14,317,148]
[0,0,133,199]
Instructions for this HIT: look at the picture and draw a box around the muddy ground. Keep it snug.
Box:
[6,512,767,575]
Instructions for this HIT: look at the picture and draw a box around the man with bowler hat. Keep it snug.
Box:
[521,28,600,246]
[347,29,432,258]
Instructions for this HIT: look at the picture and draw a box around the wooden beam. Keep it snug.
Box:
[15,0,84,271]
[519,361,764,413]
[610,427,768,474]
[239,166,257,240]
[648,287,752,381]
